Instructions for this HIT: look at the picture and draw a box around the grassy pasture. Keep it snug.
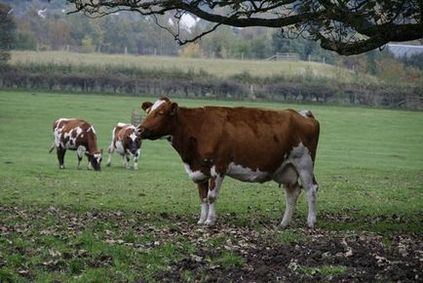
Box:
[10,51,376,83]
[0,90,422,282]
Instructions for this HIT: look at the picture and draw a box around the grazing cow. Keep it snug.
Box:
[49,118,103,171]
[138,97,320,228]
[106,123,142,169]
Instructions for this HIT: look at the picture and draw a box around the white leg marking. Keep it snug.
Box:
[107,145,113,167]
[133,149,140,170]
[205,168,224,226]
[305,181,317,229]
[298,169,317,228]
[205,203,216,226]
[288,142,317,228]
[197,200,209,224]
[122,155,128,168]
[280,184,301,228]
[77,146,86,169]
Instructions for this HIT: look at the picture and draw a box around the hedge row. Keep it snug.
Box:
[0,65,421,109]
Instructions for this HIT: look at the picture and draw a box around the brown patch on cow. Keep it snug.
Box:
[198,182,208,200]
[209,177,217,191]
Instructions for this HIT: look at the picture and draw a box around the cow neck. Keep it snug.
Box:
[86,132,99,154]
[169,107,202,163]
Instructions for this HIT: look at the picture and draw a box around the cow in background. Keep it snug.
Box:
[107,123,142,169]
[49,118,102,171]
[138,97,320,228]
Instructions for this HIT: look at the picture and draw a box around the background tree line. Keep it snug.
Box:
[0,1,422,109]
[2,0,422,84]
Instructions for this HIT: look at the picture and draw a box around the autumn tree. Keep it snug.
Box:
[67,0,423,56]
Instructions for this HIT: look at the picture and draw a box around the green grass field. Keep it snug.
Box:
[0,90,422,282]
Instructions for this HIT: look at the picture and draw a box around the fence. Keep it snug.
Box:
[398,95,423,110]
[266,53,300,61]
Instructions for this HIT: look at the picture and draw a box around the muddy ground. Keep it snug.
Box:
[155,221,422,282]
[0,206,422,282]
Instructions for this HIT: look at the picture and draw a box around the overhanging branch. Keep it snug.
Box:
[66,0,423,55]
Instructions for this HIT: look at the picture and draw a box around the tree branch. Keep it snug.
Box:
[66,0,423,55]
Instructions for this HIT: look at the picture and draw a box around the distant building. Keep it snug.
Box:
[386,44,423,58]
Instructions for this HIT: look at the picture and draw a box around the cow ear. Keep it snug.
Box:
[170,102,178,116]
[141,102,153,113]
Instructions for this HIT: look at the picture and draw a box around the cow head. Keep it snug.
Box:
[138,97,178,140]
[125,128,142,156]
[88,149,103,171]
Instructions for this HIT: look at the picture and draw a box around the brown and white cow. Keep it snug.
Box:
[138,97,320,228]
[49,118,103,171]
[106,123,142,169]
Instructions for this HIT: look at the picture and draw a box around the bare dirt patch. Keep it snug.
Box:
[0,206,422,282]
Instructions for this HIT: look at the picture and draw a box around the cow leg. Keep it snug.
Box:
[56,147,66,169]
[76,146,85,169]
[77,156,83,169]
[121,154,130,169]
[289,145,318,228]
[197,181,209,224]
[106,146,113,167]
[280,182,301,228]
[87,155,93,170]
[133,149,140,170]
[205,171,224,226]
[299,171,318,229]
[125,155,131,169]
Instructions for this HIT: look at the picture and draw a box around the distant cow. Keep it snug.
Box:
[49,118,103,171]
[106,123,142,169]
[138,97,320,228]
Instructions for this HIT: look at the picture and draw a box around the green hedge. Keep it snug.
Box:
[0,64,421,109]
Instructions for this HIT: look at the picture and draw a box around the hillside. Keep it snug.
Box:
[10,51,378,84]
[3,51,421,109]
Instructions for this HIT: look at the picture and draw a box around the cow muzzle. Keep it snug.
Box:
[139,128,153,139]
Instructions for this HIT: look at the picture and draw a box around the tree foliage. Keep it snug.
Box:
[66,0,423,56]
[0,3,16,64]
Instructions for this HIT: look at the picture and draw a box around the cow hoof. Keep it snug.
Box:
[307,217,316,229]
[106,163,111,167]
[279,221,290,229]
[59,166,65,169]
[307,220,316,229]
[204,219,215,226]
[197,219,206,225]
